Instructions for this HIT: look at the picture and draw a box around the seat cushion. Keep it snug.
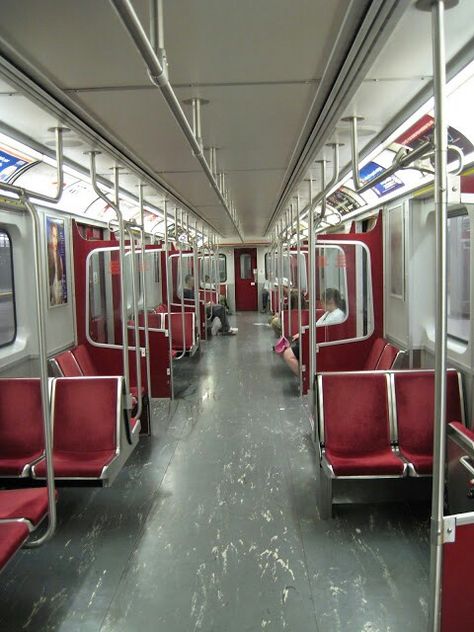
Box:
[0,522,29,571]
[325,448,405,476]
[33,451,116,478]
[0,452,44,476]
[399,449,433,475]
[0,488,51,526]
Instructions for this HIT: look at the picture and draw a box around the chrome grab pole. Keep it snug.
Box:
[192,219,200,337]
[125,225,142,420]
[163,198,174,397]
[22,197,56,546]
[288,204,293,340]
[278,223,283,315]
[138,184,152,415]
[110,0,243,240]
[308,176,316,404]
[296,195,303,395]
[428,1,449,630]
[175,209,186,360]
[89,154,131,405]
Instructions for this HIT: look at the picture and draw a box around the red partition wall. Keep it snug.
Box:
[441,520,474,631]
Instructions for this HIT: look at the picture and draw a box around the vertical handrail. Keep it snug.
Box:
[138,185,152,419]
[163,198,174,398]
[296,195,303,395]
[288,204,293,340]
[192,219,200,339]
[23,197,56,547]
[308,176,316,406]
[428,1,449,630]
[89,154,131,403]
[125,225,142,420]
[278,231,283,317]
[175,209,187,360]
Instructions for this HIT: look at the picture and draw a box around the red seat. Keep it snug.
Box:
[0,522,30,572]
[320,373,405,477]
[0,488,51,527]
[375,343,399,370]
[71,345,99,376]
[164,312,195,352]
[0,379,44,477]
[393,370,463,475]
[363,338,387,370]
[53,350,83,377]
[33,377,120,481]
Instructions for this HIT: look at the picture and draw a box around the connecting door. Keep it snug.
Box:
[234,248,257,311]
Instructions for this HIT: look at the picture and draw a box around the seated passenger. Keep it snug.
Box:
[279,288,345,376]
[184,274,237,336]
[270,283,306,336]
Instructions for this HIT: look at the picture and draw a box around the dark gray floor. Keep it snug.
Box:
[0,313,430,631]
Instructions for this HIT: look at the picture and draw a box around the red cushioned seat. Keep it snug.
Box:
[325,450,405,476]
[0,522,29,571]
[320,372,405,476]
[71,345,99,376]
[34,451,116,478]
[0,379,45,476]
[375,343,399,370]
[33,377,120,481]
[0,488,51,526]
[394,370,463,475]
[363,338,387,370]
[53,350,83,377]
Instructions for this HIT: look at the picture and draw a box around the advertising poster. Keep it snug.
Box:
[359,161,404,198]
[0,147,32,182]
[327,186,364,215]
[46,216,68,307]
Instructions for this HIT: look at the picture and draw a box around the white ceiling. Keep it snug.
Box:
[0,0,473,239]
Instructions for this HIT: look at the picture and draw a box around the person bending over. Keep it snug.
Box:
[183,274,237,336]
[280,287,345,376]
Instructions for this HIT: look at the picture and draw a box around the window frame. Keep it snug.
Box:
[446,209,470,345]
[0,228,17,348]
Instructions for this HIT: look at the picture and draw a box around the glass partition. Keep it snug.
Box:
[316,241,373,343]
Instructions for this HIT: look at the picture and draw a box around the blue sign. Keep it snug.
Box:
[359,161,404,198]
[0,148,30,183]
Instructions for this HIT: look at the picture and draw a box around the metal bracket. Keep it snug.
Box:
[447,174,461,205]
[415,0,459,11]
[443,515,456,543]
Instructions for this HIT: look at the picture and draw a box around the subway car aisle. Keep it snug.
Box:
[0,313,429,632]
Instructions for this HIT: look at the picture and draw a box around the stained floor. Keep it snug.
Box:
[0,313,430,631]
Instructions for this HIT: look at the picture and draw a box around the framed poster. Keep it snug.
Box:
[389,204,404,299]
[46,216,68,307]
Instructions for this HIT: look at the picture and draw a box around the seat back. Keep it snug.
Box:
[375,343,399,370]
[282,309,309,338]
[393,369,463,458]
[363,338,387,370]
[53,350,83,377]
[72,345,99,376]
[0,379,44,460]
[164,312,195,351]
[318,372,391,456]
[52,377,120,453]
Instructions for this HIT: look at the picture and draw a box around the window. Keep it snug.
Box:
[447,213,470,343]
[0,230,16,347]
[200,254,227,284]
[240,253,252,279]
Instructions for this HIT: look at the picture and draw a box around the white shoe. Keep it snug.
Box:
[222,327,238,335]
[211,317,222,336]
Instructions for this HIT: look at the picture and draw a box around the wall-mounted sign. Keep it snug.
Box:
[0,147,32,182]
[359,161,404,198]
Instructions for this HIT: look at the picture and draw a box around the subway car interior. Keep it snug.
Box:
[0,0,474,630]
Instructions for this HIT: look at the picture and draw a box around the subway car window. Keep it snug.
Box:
[447,213,470,343]
[239,253,252,279]
[200,253,226,284]
[0,230,16,347]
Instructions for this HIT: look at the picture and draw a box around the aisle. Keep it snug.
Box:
[0,313,430,632]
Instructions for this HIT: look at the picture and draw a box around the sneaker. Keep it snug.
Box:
[211,317,222,336]
[274,336,290,354]
[222,327,238,335]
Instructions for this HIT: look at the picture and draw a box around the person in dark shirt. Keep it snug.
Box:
[183,275,237,335]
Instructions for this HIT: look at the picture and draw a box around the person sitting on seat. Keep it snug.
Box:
[183,274,237,336]
[279,287,346,376]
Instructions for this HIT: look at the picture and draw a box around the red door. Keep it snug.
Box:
[234,248,258,311]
